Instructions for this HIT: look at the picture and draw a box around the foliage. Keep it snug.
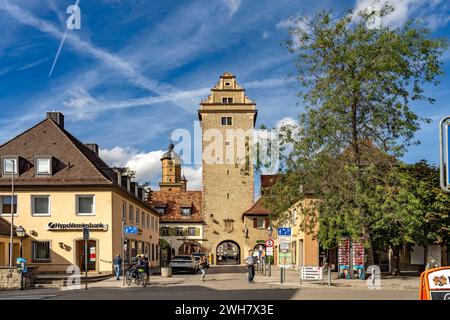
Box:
[263,4,448,264]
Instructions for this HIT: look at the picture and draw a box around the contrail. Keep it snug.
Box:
[48,0,80,77]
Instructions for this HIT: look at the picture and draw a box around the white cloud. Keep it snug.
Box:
[354,0,449,29]
[222,0,242,17]
[262,31,270,39]
[100,147,164,183]
[275,116,297,129]
[99,147,202,190]
[182,165,202,191]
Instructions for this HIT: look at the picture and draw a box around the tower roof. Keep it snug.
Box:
[161,142,181,162]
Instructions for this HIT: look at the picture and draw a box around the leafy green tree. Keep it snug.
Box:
[263,4,448,266]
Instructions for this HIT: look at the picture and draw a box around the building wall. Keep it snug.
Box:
[283,197,320,268]
[243,216,270,257]
[111,192,160,267]
[201,110,255,264]
[159,222,204,254]
[0,236,20,266]
[0,189,160,272]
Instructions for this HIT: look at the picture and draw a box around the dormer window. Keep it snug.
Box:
[36,157,52,175]
[2,156,18,175]
[181,204,192,216]
[155,207,165,215]
[222,97,233,104]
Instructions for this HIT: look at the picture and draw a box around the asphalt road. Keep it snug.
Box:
[0,266,417,300]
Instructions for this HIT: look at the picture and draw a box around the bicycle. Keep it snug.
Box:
[125,265,148,287]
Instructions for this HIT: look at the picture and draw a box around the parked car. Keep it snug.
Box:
[169,255,198,274]
[192,252,210,270]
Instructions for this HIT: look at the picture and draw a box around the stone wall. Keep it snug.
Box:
[0,267,38,290]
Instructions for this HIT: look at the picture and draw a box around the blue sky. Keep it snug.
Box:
[0,0,449,191]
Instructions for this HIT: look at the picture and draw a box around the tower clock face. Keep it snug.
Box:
[168,161,174,166]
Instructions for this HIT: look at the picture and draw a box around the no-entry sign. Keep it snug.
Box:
[265,239,274,247]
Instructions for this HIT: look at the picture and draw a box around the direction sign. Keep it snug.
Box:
[82,227,89,240]
[124,226,139,234]
[277,227,291,236]
[265,239,274,247]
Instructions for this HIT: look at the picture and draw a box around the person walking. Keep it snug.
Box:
[113,254,122,280]
[199,255,208,281]
[245,250,255,283]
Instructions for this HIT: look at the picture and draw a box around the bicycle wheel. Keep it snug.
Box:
[125,270,133,286]
[138,273,148,288]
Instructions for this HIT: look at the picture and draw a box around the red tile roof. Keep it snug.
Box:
[242,197,272,216]
[149,190,203,223]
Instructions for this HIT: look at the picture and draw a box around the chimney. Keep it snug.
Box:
[85,143,99,156]
[47,112,64,128]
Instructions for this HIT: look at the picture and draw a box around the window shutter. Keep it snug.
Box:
[264,218,269,229]
[253,218,257,228]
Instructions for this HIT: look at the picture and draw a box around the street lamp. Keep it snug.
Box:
[16,226,26,257]
[267,225,273,277]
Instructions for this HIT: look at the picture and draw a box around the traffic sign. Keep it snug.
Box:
[124,226,139,234]
[277,227,291,236]
[265,239,274,247]
[266,247,273,256]
[82,227,89,240]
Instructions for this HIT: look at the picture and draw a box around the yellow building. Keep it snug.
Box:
[0,112,160,273]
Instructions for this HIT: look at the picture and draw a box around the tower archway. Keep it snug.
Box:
[216,240,240,265]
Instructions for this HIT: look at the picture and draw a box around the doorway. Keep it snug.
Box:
[216,240,240,265]
[76,240,97,272]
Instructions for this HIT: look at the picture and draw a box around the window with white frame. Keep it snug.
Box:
[36,157,51,175]
[0,195,17,216]
[2,157,18,175]
[76,195,95,215]
[129,205,134,223]
[32,195,50,216]
[122,202,126,220]
[32,241,51,263]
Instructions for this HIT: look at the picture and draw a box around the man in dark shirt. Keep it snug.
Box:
[113,254,122,280]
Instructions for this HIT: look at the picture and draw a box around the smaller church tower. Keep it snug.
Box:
[159,143,186,192]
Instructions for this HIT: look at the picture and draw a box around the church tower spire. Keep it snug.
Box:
[159,142,185,192]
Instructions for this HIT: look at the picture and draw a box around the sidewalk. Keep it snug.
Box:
[252,267,420,290]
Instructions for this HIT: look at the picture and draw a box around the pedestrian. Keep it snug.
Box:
[113,254,122,280]
[199,255,208,281]
[144,255,151,279]
[245,250,255,283]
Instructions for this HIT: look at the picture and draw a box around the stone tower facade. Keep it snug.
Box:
[159,143,186,192]
[199,72,256,264]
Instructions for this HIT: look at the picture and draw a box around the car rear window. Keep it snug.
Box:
[173,256,192,260]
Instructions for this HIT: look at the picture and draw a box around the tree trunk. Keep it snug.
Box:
[391,246,400,276]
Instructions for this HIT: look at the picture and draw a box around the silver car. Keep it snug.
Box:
[169,255,198,274]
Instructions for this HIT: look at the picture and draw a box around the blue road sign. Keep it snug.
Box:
[124,226,139,234]
[277,227,291,236]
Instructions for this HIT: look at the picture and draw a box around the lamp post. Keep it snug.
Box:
[9,159,15,267]
[15,226,26,290]
[267,225,273,277]
[16,226,26,258]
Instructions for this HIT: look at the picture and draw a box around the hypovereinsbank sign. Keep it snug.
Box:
[47,222,108,231]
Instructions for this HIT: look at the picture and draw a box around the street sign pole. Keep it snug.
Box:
[122,218,125,287]
[83,227,89,291]
[439,116,450,192]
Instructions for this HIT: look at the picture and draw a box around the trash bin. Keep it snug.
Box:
[161,266,172,278]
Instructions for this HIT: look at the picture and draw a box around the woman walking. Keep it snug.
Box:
[199,255,208,281]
